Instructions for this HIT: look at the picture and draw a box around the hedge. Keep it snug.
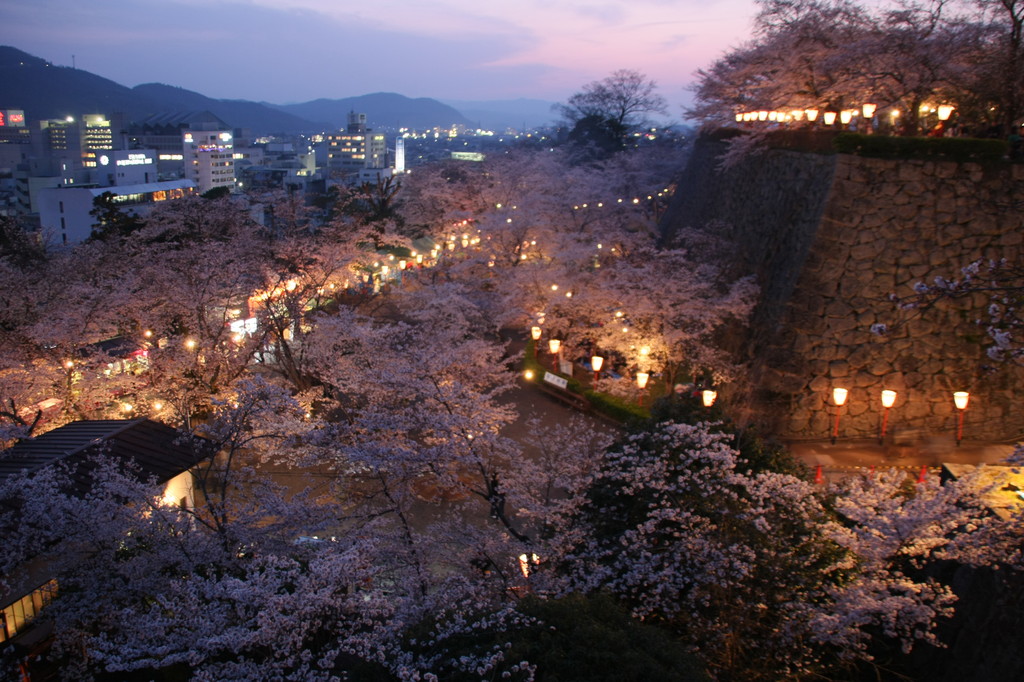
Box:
[833,133,1008,162]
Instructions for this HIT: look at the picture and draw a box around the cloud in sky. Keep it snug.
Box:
[1,0,756,115]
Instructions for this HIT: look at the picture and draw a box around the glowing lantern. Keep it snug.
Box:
[831,387,848,444]
[953,391,969,445]
[548,338,561,371]
[879,390,897,442]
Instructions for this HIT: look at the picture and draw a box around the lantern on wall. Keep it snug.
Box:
[879,389,897,443]
[953,391,969,445]
[823,111,838,125]
[831,387,848,444]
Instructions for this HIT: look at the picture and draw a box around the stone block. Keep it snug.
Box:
[896,205,920,220]
[851,243,879,260]
[828,316,858,334]
[902,181,926,196]
[848,399,869,416]
[869,361,892,376]
[829,360,851,377]
[1001,231,1023,247]
[898,163,922,181]
[809,375,831,392]
[883,372,907,390]
[855,371,878,388]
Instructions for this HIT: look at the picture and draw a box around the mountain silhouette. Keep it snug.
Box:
[0,46,481,134]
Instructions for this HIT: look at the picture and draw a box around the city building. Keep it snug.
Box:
[0,109,31,174]
[35,113,124,174]
[128,111,231,180]
[183,125,235,194]
[326,111,387,177]
[37,178,196,244]
[394,135,406,173]
[90,149,160,187]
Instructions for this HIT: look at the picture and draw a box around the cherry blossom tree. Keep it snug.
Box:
[540,419,1004,679]
[688,0,1001,135]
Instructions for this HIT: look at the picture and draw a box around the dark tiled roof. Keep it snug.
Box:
[0,419,205,492]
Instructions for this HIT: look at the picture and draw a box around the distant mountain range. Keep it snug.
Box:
[0,46,557,134]
[440,99,559,131]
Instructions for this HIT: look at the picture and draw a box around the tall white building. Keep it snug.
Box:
[394,136,405,173]
[183,127,235,194]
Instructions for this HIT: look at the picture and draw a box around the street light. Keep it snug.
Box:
[831,387,848,444]
[953,391,969,445]
[591,355,604,385]
[879,389,897,443]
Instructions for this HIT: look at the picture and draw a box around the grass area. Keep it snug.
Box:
[522,339,650,423]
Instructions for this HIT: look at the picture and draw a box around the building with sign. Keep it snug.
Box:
[183,126,235,194]
[0,108,30,145]
[0,108,31,168]
[91,150,158,186]
[37,178,196,244]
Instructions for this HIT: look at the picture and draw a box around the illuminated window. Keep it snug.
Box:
[0,580,58,643]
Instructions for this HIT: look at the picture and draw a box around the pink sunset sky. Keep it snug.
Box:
[1,0,759,118]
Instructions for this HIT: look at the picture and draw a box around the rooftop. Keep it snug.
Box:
[0,419,205,493]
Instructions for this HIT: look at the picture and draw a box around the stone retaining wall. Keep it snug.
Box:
[662,136,1024,442]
